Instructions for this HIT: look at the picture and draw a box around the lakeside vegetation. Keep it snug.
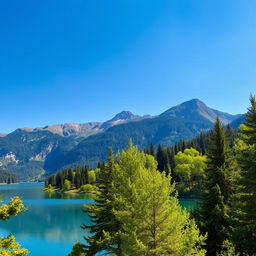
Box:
[1,96,256,255]
[44,166,98,194]
[68,96,256,255]
[0,170,18,184]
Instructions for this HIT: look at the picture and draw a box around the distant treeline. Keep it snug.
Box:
[45,166,96,189]
[46,125,236,194]
[141,124,236,183]
[0,170,18,184]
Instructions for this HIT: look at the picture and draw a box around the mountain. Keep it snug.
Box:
[0,111,147,180]
[101,111,151,130]
[45,99,242,172]
[0,133,6,137]
[33,122,102,137]
[160,99,241,124]
[20,111,147,138]
[230,114,246,129]
[0,129,76,181]
[0,99,243,180]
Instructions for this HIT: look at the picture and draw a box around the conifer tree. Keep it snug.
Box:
[196,118,236,255]
[157,145,171,176]
[82,148,121,256]
[149,143,155,157]
[233,95,256,255]
[74,171,81,189]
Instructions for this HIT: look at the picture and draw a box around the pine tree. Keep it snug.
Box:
[82,148,121,256]
[156,145,171,176]
[233,95,256,255]
[67,168,74,184]
[112,143,206,256]
[149,143,155,157]
[196,118,236,255]
[56,172,64,188]
[74,171,81,189]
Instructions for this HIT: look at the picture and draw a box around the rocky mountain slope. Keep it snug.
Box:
[22,111,150,137]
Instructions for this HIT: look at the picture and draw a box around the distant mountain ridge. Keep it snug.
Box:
[230,114,246,129]
[0,99,244,181]
[17,111,150,138]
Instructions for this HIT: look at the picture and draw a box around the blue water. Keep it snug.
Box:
[0,183,93,256]
[0,183,197,256]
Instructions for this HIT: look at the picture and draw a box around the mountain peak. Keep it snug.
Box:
[110,111,138,122]
[180,98,207,107]
[161,99,240,124]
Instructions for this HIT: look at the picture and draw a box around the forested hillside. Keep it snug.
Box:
[0,99,243,180]
[0,170,18,184]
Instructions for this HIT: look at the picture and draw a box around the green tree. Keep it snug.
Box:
[88,170,96,184]
[74,171,81,189]
[233,95,256,255]
[174,148,206,189]
[0,197,28,255]
[62,179,71,191]
[157,145,171,176]
[68,242,84,256]
[67,168,74,183]
[112,143,206,256]
[56,172,64,188]
[149,143,155,157]
[196,118,236,255]
[79,184,95,193]
[82,148,121,256]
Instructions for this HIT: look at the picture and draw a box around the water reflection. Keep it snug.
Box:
[0,183,197,256]
[0,183,92,255]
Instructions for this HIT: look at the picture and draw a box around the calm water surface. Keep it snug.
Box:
[0,183,197,256]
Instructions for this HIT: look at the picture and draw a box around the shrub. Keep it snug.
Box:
[80,184,95,193]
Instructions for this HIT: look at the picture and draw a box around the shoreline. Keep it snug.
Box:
[42,187,96,195]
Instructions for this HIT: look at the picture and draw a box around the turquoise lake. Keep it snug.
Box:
[0,183,197,256]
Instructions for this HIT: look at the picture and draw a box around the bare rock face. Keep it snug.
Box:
[26,111,149,137]
[34,122,103,137]
[100,111,146,130]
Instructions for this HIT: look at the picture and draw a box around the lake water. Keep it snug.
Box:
[0,183,197,256]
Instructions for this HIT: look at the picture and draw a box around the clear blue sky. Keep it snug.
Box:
[1,0,256,133]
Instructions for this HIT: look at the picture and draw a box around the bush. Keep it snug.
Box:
[79,184,95,193]
[88,170,96,184]
[43,184,56,191]
[62,179,71,191]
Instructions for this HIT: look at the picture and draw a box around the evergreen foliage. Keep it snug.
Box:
[45,166,89,190]
[82,148,121,256]
[77,143,206,256]
[232,95,256,255]
[0,170,18,184]
[195,118,237,255]
[68,242,84,256]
